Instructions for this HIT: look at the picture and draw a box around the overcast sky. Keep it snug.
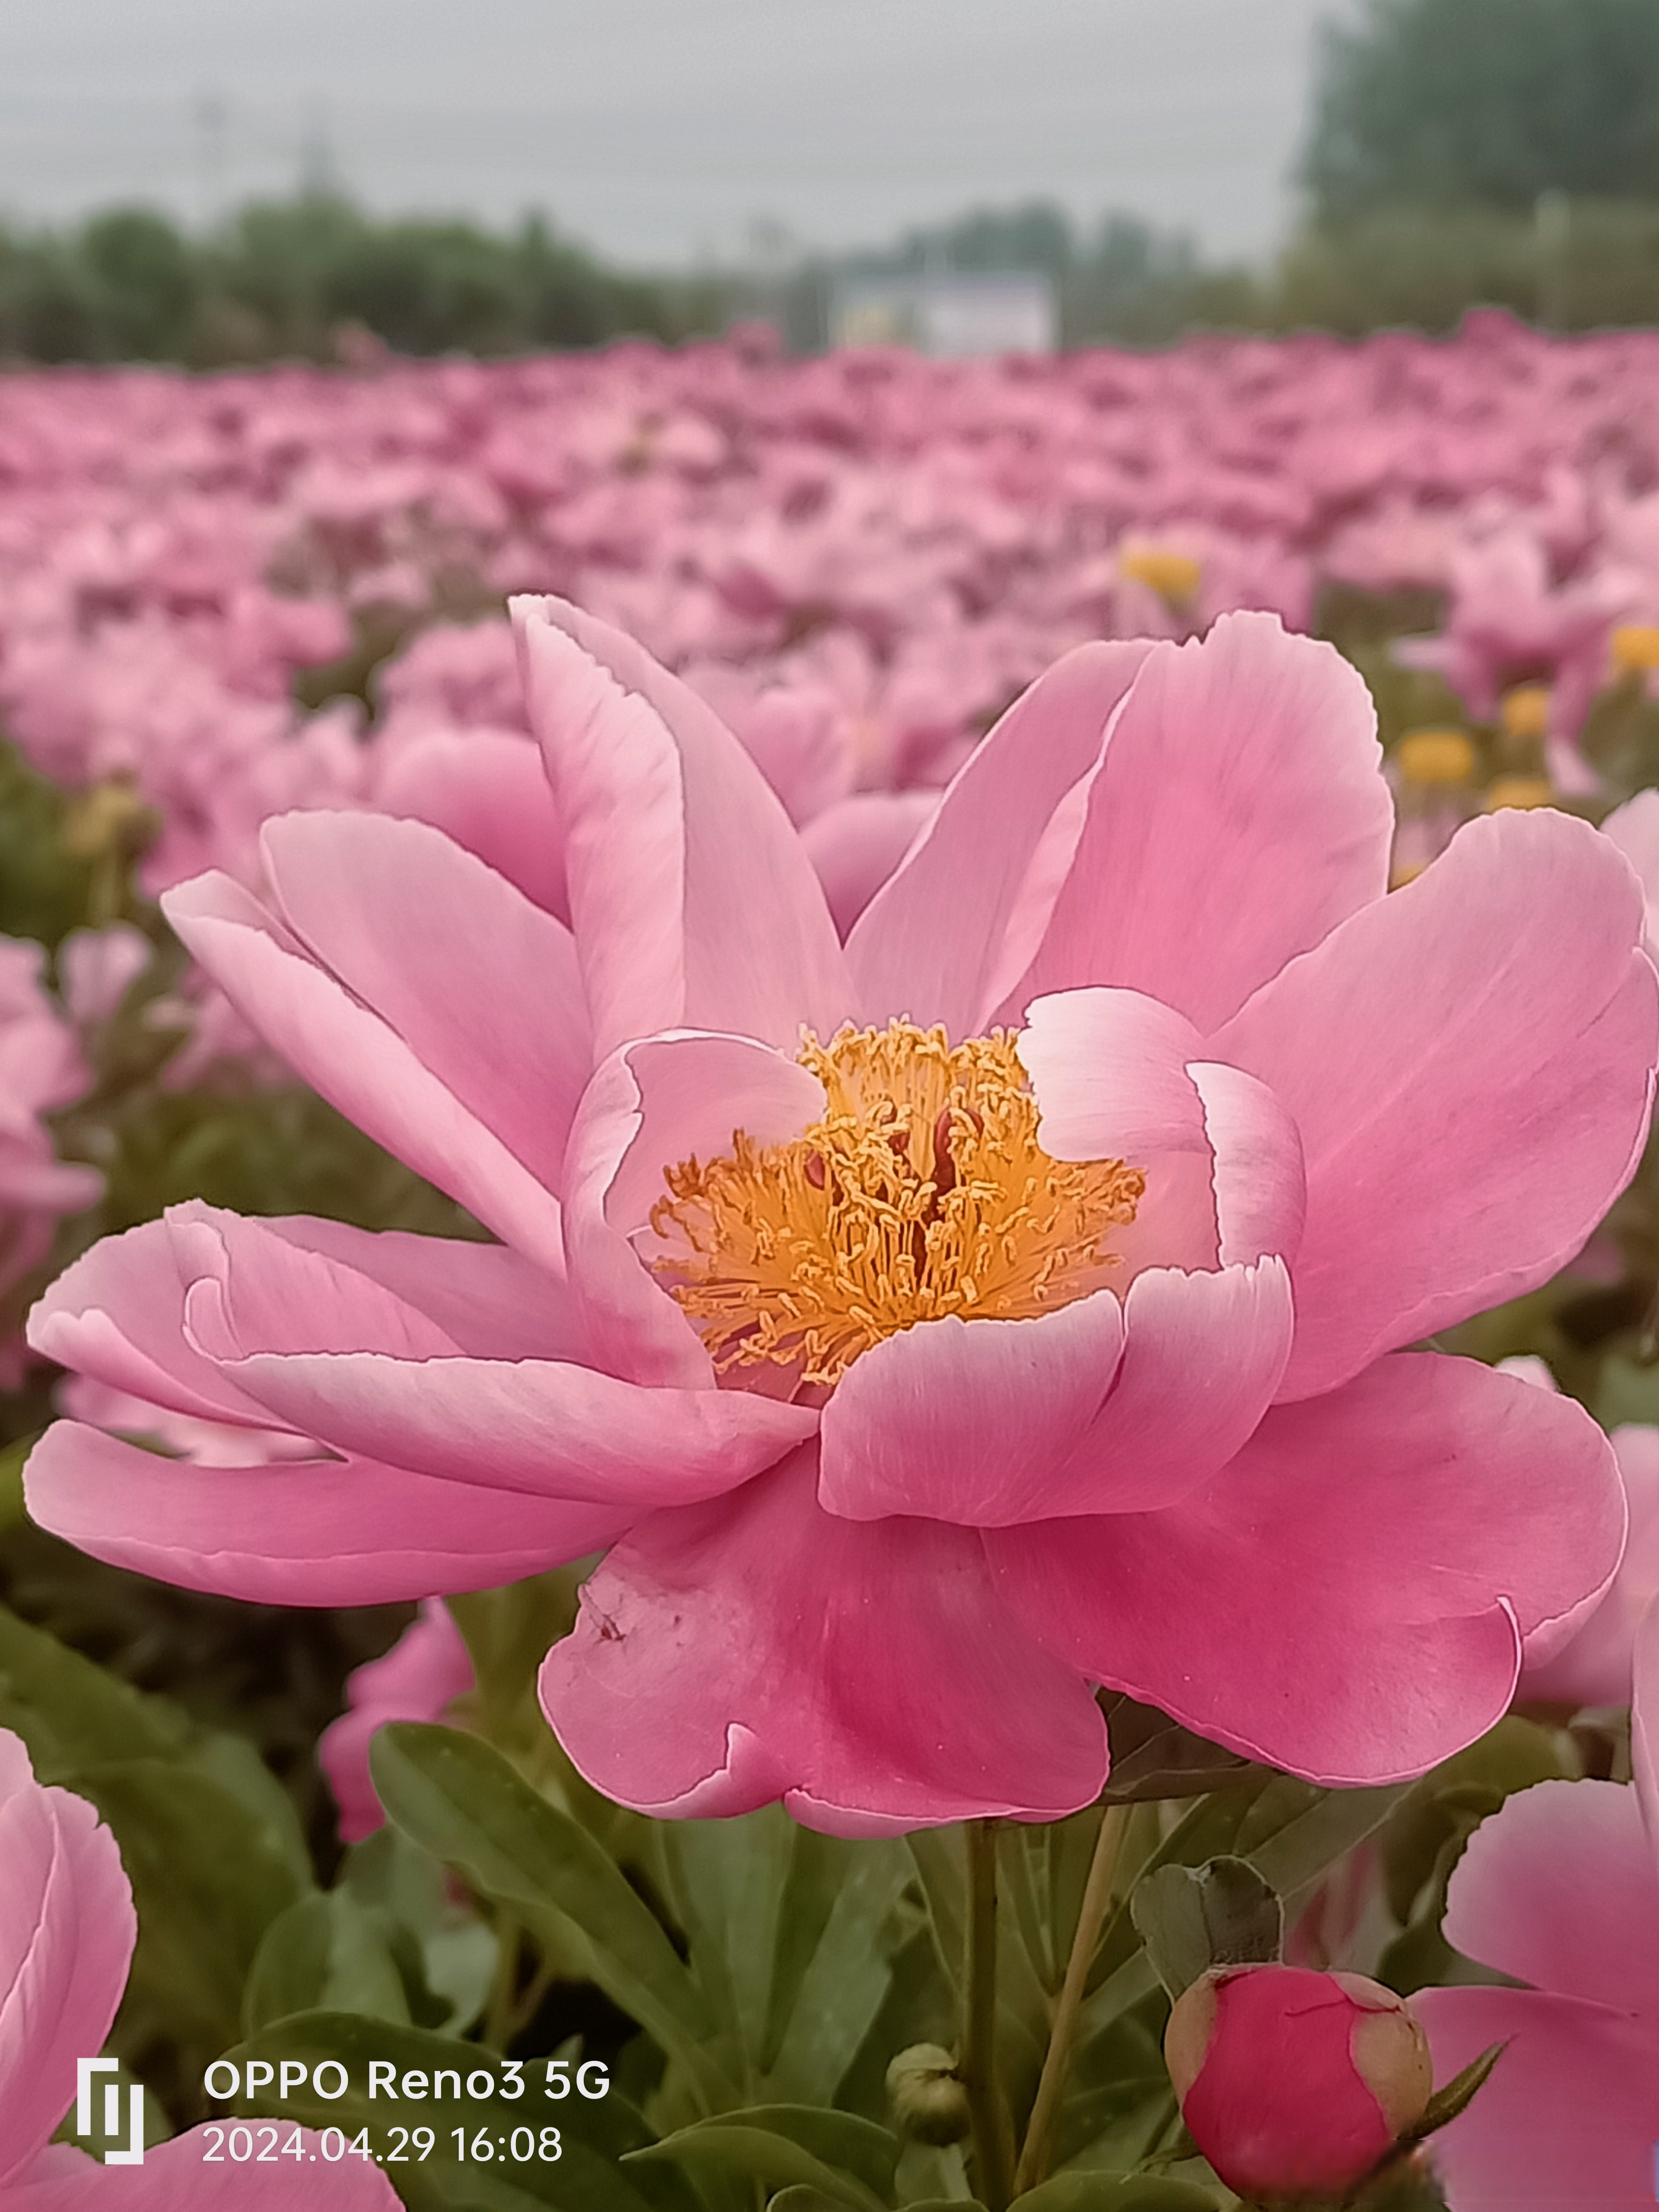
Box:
[0,0,1357,265]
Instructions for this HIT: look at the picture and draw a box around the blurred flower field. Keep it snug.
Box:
[4,318,1659,2210]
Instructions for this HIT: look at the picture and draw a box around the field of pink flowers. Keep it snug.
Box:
[2,315,1659,2212]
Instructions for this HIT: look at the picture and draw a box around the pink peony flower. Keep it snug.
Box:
[1500,1357,1659,1709]
[1413,1600,1659,2211]
[0,942,101,1385]
[23,604,1657,1835]
[318,1600,474,1843]
[1164,1963,1432,2204]
[0,1725,397,2207]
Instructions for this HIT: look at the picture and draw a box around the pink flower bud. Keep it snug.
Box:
[1164,1963,1433,2204]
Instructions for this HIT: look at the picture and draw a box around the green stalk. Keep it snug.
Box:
[962,1819,1015,2212]
[1012,1803,1131,2196]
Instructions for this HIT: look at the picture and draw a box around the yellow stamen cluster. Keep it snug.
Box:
[650,1021,1145,1387]
[1118,545,1202,605]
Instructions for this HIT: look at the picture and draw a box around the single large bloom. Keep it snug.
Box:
[1413,1601,1659,2212]
[0,1727,396,2208]
[24,601,1658,1834]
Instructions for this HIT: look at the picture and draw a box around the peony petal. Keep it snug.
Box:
[1019,986,1221,1276]
[989,1354,1625,1784]
[562,1032,825,1387]
[28,1209,582,1449]
[800,791,937,939]
[539,1445,1108,1836]
[1009,613,1394,1030]
[818,1259,1291,1525]
[1214,810,1659,1400]
[259,810,589,1198]
[847,641,1154,1036]
[320,1601,473,1844]
[203,1354,816,1511]
[375,727,569,921]
[28,1216,283,1434]
[1412,1986,1659,2212]
[511,594,854,1055]
[1522,1426,1659,1708]
[1189,1061,1306,1267]
[817,1292,1127,1526]
[24,1425,626,1606]
[1018,987,1211,1162]
[1602,787,1659,957]
[0,1732,135,2187]
[1439,1777,1659,2015]
[162,871,566,1275]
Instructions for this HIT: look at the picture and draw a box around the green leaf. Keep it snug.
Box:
[0,1599,310,1878]
[905,1827,966,1994]
[1099,1696,1267,1803]
[343,1824,499,2035]
[76,1760,305,2057]
[1130,1858,1283,2001]
[371,1724,730,2103]
[658,1815,909,2105]
[0,1433,29,1533]
[243,1888,413,2033]
[627,2110,893,2212]
[226,2011,698,2212]
[1241,1777,1412,1912]
[1010,2176,1218,2210]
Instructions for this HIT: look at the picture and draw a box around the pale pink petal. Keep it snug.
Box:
[164,1204,810,1506]
[819,1259,1290,1525]
[511,595,854,1055]
[800,791,937,938]
[375,728,568,921]
[562,1033,824,1387]
[1214,811,1659,1400]
[817,1292,1127,1525]
[539,1445,1108,1837]
[1018,988,1210,1162]
[57,926,150,1027]
[1010,613,1394,1030]
[6,2127,401,2206]
[1602,787,1659,957]
[259,811,589,1197]
[162,873,565,1275]
[847,641,1154,1036]
[28,1210,581,1445]
[204,1349,815,1508]
[1439,1777,1659,2014]
[24,1425,626,1606]
[0,1731,135,2187]
[28,1218,285,1434]
[1412,1986,1659,2212]
[1523,1427,1659,1707]
[1188,1061,1307,1267]
[1019,986,1220,1276]
[988,1354,1624,1784]
[319,1600,474,1843]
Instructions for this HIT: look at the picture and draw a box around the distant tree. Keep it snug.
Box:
[1303,0,1659,220]
[77,208,198,358]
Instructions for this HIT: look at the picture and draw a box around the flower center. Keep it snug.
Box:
[649,1020,1146,1387]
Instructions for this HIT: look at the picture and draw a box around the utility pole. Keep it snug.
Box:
[193,91,228,232]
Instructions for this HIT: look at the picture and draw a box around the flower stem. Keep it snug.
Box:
[1012,1803,1131,2196]
[962,1819,1015,2212]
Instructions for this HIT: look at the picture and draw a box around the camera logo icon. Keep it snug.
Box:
[75,2059,144,2164]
